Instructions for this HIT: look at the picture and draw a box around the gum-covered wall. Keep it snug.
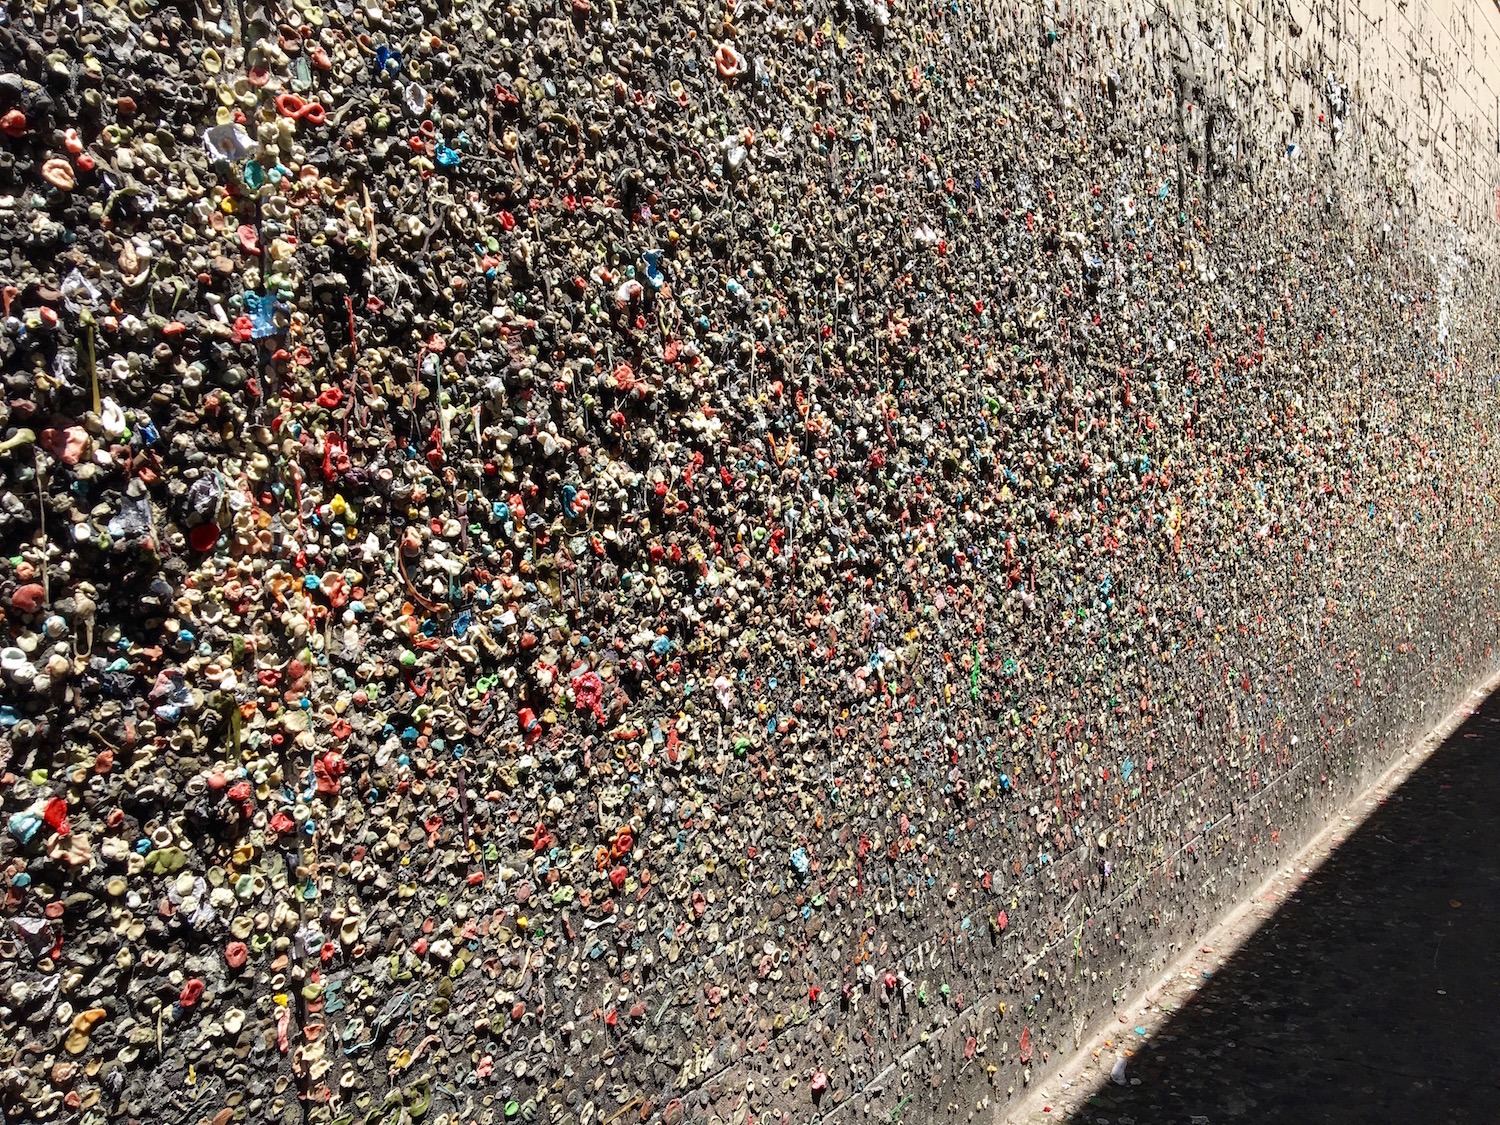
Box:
[3,0,1500,1121]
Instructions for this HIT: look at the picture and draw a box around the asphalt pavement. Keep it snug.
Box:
[1061,689,1500,1123]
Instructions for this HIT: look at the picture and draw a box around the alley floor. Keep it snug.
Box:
[1006,683,1500,1125]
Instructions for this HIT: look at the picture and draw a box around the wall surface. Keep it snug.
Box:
[2,0,1500,1122]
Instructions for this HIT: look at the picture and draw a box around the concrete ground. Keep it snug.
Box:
[1003,681,1500,1125]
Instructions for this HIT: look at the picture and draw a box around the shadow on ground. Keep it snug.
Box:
[1072,690,1500,1124]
